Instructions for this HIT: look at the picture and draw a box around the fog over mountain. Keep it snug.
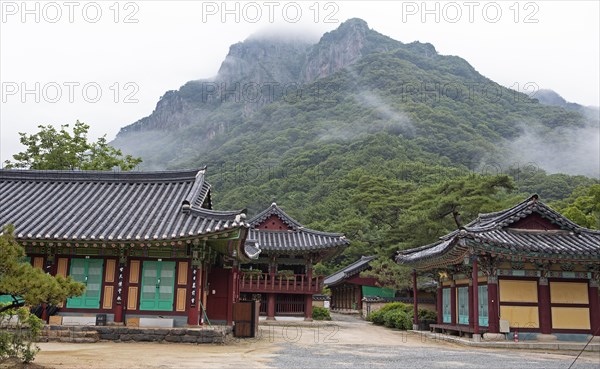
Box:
[112,18,599,181]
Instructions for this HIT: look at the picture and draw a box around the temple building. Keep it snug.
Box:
[0,168,258,326]
[396,195,600,340]
[239,203,349,320]
[324,256,386,312]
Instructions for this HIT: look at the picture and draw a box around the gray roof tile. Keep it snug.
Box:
[0,169,247,243]
[397,195,600,267]
[245,203,349,252]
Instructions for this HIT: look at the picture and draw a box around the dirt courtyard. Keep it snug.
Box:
[22,315,600,369]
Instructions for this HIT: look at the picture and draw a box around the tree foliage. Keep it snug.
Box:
[4,121,142,171]
[0,226,84,363]
[554,184,600,229]
[0,226,84,314]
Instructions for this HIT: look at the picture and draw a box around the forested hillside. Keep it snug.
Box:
[113,19,599,282]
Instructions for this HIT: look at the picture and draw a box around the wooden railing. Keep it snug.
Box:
[239,272,321,294]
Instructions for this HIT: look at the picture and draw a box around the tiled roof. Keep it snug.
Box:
[396,195,600,268]
[0,169,247,243]
[245,203,349,253]
[324,255,375,286]
[248,203,303,230]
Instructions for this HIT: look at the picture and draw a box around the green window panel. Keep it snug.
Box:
[66,258,104,309]
[457,286,469,325]
[478,285,489,327]
[442,288,451,323]
[139,261,175,311]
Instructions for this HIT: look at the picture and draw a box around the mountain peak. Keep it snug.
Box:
[300,18,397,82]
[337,17,370,30]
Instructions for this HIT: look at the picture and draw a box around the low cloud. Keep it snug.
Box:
[506,123,600,178]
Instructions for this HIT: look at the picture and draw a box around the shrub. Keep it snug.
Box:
[312,306,331,321]
[367,302,412,326]
[0,305,43,363]
[418,308,437,322]
[377,302,412,314]
[367,309,386,325]
[383,309,412,330]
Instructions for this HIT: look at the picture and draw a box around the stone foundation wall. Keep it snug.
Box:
[39,325,232,344]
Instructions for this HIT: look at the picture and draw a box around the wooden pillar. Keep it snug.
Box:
[468,281,474,329]
[304,294,313,321]
[436,281,443,324]
[226,266,237,326]
[487,276,499,333]
[187,265,202,326]
[41,256,56,323]
[200,261,209,325]
[412,269,419,328]
[472,257,480,336]
[538,277,552,334]
[267,293,276,320]
[114,261,127,324]
[450,280,457,325]
[589,276,600,336]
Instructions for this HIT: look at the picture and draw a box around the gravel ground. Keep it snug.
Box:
[267,314,599,369]
[32,313,600,368]
[271,342,599,369]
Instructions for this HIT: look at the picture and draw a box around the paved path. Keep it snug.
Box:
[33,314,600,368]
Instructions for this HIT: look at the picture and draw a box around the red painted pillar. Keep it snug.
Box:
[114,261,128,324]
[200,262,208,325]
[538,277,552,334]
[226,267,236,326]
[412,269,419,328]
[450,281,457,325]
[487,277,499,333]
[436,283,443,324]
[187,265,202,326]
[589,277,600,336]
[267,293,276,320]
[468,282,474,329]
[304,294,313,321]
[472,258,480,336]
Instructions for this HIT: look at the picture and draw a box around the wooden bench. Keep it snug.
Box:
[430,324,488,338]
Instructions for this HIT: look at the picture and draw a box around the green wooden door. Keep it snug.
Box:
[140,261,175,311]
[442,288,451,323]
[66,258,104,309]
[457,287,469,325]
[478,285,489,327]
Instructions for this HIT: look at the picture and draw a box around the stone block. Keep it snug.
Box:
[139,318,174,328]
[181,335,198,343]
[99,334,119,341]
[62,316,96,326]
[48,315,62,325]
[165,335,182,343]
[126,318,140,327]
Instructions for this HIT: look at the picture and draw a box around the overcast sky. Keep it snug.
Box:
[1,0,599,164]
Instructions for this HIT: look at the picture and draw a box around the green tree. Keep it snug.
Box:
[556,184,600,229]
[0,225,84,362]
[0,225,84,314]
[4,121,142,171]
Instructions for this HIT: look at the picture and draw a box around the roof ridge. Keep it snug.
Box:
[182,167,209,212]
[248,203,304,229]
[0,168,202,182]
